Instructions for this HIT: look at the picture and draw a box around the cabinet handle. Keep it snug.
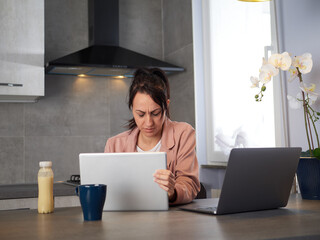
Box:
[0,83,23,87]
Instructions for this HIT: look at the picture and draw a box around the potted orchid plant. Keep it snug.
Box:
[251,52,320,200]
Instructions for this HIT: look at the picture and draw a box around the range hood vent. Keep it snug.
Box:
[45,0,184,78]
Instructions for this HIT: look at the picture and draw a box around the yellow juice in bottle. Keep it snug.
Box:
[38,161,54,213]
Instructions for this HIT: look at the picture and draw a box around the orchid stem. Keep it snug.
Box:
[308,108,320,148]
[299,68,313,155]
[306,108,315,150]
[306,100,320,148]
[303,94,313,154]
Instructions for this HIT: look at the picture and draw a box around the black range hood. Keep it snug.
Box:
[45,0,184,78]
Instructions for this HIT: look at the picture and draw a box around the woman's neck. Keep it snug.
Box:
[137,133,161,151]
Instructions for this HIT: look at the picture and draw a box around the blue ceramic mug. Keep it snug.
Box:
[76,184,107,221]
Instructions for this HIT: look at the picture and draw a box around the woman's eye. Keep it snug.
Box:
[138,114,145,117]
[152,112,161,116]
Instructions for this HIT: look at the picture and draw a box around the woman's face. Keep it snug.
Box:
[132,92,166,139]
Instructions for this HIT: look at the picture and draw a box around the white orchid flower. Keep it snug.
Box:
[259,63,279,84]
[299,82,318,97]
[287,94,303,109]
[292,53,313,74]
[250,76,259,88]
[288,67,298,82]
[253,51,319,155]
[269,52,292,71]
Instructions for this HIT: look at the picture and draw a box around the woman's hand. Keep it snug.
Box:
[153,169,176,201]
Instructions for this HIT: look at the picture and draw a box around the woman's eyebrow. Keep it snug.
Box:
[135,110,145,114]
[151,108,162,113]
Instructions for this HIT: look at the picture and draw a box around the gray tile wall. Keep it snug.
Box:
[0,0,195,184]
[45,0,89,63]
[163,0,195,127]
[119,0,163,60]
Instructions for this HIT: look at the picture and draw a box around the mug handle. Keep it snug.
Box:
[75,186,79,196]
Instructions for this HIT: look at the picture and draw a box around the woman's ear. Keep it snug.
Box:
[167,99,170,107]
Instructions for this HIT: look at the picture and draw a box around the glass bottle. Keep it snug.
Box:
[38,161,54,213]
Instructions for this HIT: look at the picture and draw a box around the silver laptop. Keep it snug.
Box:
[79,152,168,211]
[180,147,302,215]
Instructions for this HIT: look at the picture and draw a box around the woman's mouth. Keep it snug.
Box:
[145,128,154,133]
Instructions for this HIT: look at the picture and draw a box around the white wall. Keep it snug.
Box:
[276,0,320,151]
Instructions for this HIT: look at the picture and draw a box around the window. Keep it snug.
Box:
[192,0,286,164]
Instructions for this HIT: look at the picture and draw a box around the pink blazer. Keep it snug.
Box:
[104,118,200,205]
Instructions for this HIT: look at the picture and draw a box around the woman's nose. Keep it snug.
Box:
[146,114,153,126]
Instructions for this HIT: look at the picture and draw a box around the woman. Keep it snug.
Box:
[104,68,200,205]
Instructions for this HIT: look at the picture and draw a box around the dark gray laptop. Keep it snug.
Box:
[180,147,302,215]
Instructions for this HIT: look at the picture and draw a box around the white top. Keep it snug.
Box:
[136,140,161,152]
[39,161,52,167]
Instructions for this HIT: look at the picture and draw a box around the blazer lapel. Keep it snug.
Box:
[160,118,175,151]
[125,128,139,152]
[160,118,175,169]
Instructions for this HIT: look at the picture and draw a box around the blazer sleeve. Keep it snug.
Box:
[171,125,200,205]
[104,138,115,153]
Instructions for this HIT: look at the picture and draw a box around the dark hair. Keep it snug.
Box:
[127,68,170,130]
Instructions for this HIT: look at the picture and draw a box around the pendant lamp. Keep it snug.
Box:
[238,0,270,2]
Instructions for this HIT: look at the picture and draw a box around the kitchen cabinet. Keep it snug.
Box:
[0,0,44,102]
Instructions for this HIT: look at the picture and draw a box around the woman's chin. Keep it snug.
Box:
[142,130,159,138]
[143,132,155,137]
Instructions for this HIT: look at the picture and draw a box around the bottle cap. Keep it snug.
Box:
[39,161,52,167]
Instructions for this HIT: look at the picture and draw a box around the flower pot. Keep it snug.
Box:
[296,157,320,200]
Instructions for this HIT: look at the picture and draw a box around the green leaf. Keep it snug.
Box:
[313,148,320,160]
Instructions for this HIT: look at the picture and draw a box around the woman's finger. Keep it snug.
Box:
[154,172,175,185]
[154,178,175,189]
[153,169,174,181]
[153,169,176,198]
